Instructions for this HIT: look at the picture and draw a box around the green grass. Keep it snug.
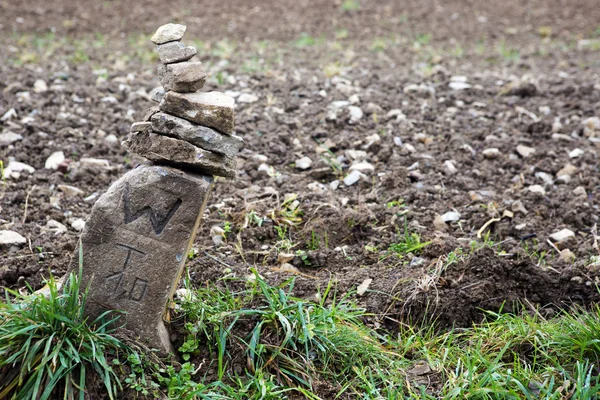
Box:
[3,255,600,399]
[340,0,361,12]
[382,218,431,261]
[0,251,128,400]
[168,270,407,398]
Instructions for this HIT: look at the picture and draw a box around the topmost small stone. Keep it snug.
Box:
[151,23,187,45]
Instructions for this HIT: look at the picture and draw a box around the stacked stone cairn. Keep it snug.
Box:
[123,23,242,178]
[77,24,242,354]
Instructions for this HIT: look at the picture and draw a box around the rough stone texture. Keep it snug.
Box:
[150,87,166,103]
[157,41,197,64]
[151,23,186,45]
[131,121,151,133]
[79,165,212,353]
[142,106,160,122]
[123,131,236,178]
[151,113,243,158]
[158,62,206,93]
[159,91,235,134]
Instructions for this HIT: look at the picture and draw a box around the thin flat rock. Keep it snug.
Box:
[151,23,186,45]
[157,41,197,64]
[158,62,206,93]
[151,112,243,158]
[123,131,236,178]
[159,91,235,134]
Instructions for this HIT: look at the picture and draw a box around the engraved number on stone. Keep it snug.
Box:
[122,183,182,235]
[129,278,149,302]
[104,244,148,302]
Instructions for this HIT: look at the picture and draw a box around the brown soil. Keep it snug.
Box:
[1,0,600,396]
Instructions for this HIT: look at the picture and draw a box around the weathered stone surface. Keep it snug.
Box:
[79,165,213,353]
[157,41,197,64]
[150,87,166,103]
[159,91,235,134]
[151,23,186,45]
[142,106,160,122]
[131,121,151,133]
[158,62,206,93]
[151,113,243,158]
[122,131,236,178]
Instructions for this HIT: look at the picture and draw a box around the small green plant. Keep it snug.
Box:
[295,250,311,266]
[0,160,5,185]
[245,210,264,227]
[295,33,317,47]
[187,246,199,260]
[370,37,387,52]
[223,221,232,238]
[385,218,431,259]
[416,32,432,46]
[340,0,361,12]
[0,250,128,400]
[497,39,520,62]
[335,28,349,39]
[306,230,321,251]
[386,199,404,208]
[270,194,303,227]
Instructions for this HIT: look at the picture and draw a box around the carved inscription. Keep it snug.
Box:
[122,183,182,235]
[104,243,148,302]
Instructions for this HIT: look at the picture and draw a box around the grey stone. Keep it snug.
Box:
[45,151,65,170]
[158,62,206,93]
[78,165,212,353]
[122,131,236,178]
[441,211,461,223]
[151,23,186,45]
[157,42,197,64]
[0,131,23,146]
[150,87,166,103]
[142,106,161,122]
[131,121,151,133]
[549,228,575,243]
[159,91,235,134]
[0,230,27,248]
[151,112,243,158]
[295,156,312,170]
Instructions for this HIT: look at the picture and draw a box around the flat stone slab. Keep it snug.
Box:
[159,91,235,134]
[157,41,197,64]
[79,165,213,353]
[151,23,186,45]
[158,62,206,93]
[151,112,243,158]
[123,131,237,178]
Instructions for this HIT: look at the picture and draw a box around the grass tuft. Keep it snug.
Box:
[0,250,127,400]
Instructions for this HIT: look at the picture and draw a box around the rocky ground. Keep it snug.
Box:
[1,0,600,334]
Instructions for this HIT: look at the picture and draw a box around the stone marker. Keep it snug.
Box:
[157,41,197,64]
[151,23,186,44]
[151,112,243,158]
[79,165,212,352]
[159,91,235,134]
[158,61,207,93]
[122,131,237,178]
[79,23,243,355]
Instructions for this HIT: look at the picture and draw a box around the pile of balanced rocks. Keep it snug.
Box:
[76,24,243,353]
[123,23,242,178]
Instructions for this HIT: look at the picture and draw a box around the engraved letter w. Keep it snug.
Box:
[122,183,182,235]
